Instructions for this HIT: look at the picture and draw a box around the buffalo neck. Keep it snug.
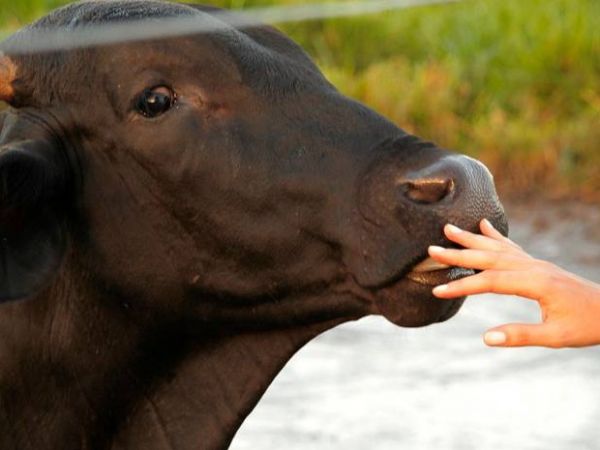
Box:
[0,261,348,450]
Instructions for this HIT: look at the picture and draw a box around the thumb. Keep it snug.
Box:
[483,323,562,348]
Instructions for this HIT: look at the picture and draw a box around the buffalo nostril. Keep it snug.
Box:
[400,178,454,204]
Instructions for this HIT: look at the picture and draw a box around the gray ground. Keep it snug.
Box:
[231,201,600,450]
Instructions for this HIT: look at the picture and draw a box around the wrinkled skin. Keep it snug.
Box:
[0,1,507,449]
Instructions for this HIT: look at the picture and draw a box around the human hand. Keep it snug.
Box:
[428,219,600,348]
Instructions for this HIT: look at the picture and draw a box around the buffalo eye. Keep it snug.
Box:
[135,86,176,118]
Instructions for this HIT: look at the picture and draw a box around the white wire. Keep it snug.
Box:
[1,0,459,54]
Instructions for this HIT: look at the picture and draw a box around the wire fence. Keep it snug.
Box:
[0,0,458,54]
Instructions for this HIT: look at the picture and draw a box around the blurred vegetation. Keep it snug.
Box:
[1,0,598,199]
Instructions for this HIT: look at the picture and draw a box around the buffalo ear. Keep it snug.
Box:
[0,141,68,301]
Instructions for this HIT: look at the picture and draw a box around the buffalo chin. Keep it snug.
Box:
[374,278,465,327]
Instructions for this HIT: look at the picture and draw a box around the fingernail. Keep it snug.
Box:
[482,218,494,229]
[432,284,449,295]
[446,224,462,234]
[428,245,445,255]
[484,331,507,346]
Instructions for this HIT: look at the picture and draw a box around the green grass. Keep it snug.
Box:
[1,0,599,199]
[0,0,66,29]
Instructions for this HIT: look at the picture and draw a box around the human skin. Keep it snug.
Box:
[428,219,600,348]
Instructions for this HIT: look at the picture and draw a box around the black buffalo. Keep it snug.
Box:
[0,1,507,449]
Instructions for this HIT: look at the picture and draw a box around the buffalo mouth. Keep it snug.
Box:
[370,254,472,327]
[405,256,475,286]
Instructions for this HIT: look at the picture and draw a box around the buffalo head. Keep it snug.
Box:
[0,1,507,448]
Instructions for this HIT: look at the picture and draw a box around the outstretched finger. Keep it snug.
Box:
[484,323,563,348]
[443,223,507,252]
[431,269,547,300]
[480,219,522,249]
[428,246,527,272]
